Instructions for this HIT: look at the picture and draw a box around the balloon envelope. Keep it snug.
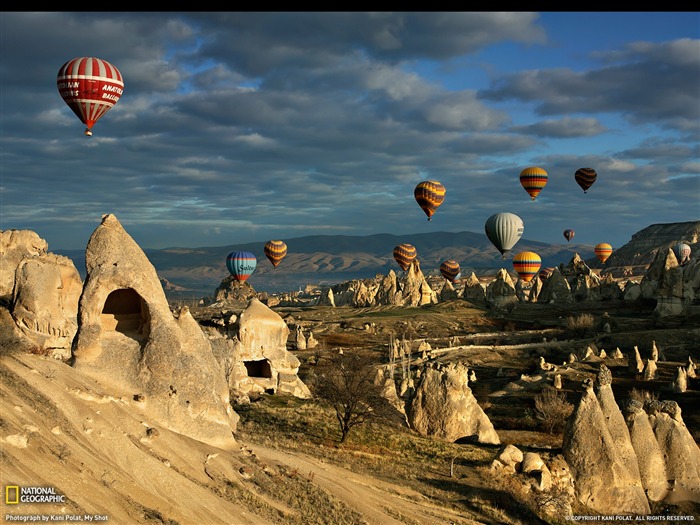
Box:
[414,180,446,220]
[439,260,461,282]
[538,267,555,281]
[264,240,287,268]
[563,229,575,242]
[393,244,417,271]
[57,57,124,136]
[672,242,691,265]
[575,168,597,193]
[594,243,613,263]
[513,252,542,282]
[519,167,548,201]
[226,251,257,282]
[484,212,524,258]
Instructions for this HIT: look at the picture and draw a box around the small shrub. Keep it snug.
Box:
[566,313,595,337]
[534,387,574,434]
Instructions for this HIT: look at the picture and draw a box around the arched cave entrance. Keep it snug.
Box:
[101,288,150,341]
[244,359,272,379]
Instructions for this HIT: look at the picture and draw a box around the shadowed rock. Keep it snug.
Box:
[595,365,643,483]
[647,400,700,503]
[563,378,650,515]
[623,399,669,502]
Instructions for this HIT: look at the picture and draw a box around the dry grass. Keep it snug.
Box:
[234,393,558,524]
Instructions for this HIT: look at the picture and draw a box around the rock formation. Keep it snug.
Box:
[537,267,573,304]
[646,400,700,502]
[623,399,669,502]
[9,249,82,359]
[461,272,486,303]
[562,378,650,515]
[484,269,517,309]
[0,229,48,300]
[207,298,311,400]
[71,214,238,449]
[312,260,436,308]
[407,362,499,445]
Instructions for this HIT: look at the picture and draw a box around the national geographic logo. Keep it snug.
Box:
[5,486,66,504]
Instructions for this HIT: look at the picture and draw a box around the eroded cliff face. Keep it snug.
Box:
[600,221,699,271]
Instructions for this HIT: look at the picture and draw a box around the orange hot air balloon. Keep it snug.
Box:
[519,167,548,201]
[595,243,613,263]
[512,251,542,282]
[393,244,417,271]
[57,57,124,136]
[264,240,287,269]
[439,260,461,282]
[575,168,597,193]
[414,180,446,221]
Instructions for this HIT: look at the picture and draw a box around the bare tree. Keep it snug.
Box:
[311,352,390,444]
[534,387,574,434]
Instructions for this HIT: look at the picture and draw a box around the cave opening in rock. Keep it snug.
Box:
[244,359,272,379]
[101,288,150,341]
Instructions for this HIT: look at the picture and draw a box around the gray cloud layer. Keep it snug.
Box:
[1,12,698,252]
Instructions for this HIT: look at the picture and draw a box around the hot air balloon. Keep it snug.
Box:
[519,167,548,201]
[594,243,613,264]
[538,267,555,281]
[226,251,257,282]
[414,180,446,221]
[439,260,461,282]
[484,212,524,259]
[512,251,542,282]
[393,244,417,271]
[672,242,691,265]
[575,168,597,193]
[563,229,575,242]
[264,240,287,269]
[57,57,124,137]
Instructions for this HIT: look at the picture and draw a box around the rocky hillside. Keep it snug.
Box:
[590,221,700,275]
[55,221,700,297]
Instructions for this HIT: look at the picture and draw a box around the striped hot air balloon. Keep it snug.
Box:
[414,180,446,221]
[226,251,257,282]
[519,167,548,201]
[575,168,597,193]
[57,57,124,136]
[563,229,575,242]
[538,267,555,281]
[393,244,417,271]
[594,243,613,264]
[513,251,542,282]
[439,260,461,282]
[264,240,287,269]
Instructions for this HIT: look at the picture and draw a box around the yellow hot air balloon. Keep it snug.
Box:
[519,167,548,201]
[512,251,542,282]
[595,243,613,263]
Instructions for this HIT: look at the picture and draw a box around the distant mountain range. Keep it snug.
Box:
[56,221,699,297]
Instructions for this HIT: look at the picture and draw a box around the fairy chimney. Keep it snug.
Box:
[71,214,238,449]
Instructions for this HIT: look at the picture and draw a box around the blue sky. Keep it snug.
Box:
[1,12,698,252]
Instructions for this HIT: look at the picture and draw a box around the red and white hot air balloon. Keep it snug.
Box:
[57,57,124,136]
